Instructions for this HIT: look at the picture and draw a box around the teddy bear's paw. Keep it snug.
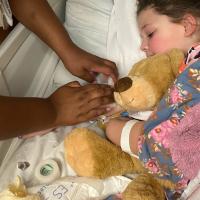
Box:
[0,176,41,200]
[122,173,166,200]
[64,128,136,179]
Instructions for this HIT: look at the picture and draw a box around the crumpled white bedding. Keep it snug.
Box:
[0,123,132,200]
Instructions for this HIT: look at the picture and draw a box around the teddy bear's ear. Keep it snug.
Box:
[114,77,132,92]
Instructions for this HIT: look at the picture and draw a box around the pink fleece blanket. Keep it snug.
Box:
[167,103,200,180]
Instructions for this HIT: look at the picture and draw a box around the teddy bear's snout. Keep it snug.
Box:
[114,77,132,93]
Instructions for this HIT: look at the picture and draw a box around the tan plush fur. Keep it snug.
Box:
[114,49,184,111]
[64,128,175,200]
[122,173,166,200]
[65,128,144,178]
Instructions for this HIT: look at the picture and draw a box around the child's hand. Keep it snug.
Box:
[104,103,124,119]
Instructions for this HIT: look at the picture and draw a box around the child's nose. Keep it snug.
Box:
[140,40,148,52]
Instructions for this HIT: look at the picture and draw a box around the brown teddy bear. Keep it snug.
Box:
[64,49,184,200]
[114,48,184,112]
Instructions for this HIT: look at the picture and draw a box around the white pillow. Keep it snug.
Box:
[65,0,113,58]
[107,0,145,77]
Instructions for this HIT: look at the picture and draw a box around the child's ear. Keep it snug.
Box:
[182,14,198,37]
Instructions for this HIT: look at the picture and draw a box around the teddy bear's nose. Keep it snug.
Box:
[114,77,132,92]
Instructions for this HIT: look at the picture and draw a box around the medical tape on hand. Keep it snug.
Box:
[120,120,139,159]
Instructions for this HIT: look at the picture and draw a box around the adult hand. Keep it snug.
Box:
[63,45,118,83]
[49,81,114,125]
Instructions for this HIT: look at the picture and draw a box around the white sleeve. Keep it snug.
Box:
[0,0,13,29]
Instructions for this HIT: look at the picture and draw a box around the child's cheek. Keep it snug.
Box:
[149,38,166,54]
[149,36,175,55]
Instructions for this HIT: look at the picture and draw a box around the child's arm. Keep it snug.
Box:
[106,118,145,155]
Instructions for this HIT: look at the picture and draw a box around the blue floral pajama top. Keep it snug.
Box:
[138,44,200,199]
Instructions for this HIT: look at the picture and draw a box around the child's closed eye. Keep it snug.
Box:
[147,32,154,38]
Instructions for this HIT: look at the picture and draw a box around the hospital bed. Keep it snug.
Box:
[0,0,199,199]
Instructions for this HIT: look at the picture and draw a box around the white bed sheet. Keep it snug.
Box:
[0,122,132,200]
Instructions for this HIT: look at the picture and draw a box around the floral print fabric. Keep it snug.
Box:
[138,44,200,198]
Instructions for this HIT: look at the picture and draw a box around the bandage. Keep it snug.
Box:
[34,159,60,184]
[120,120,139,158]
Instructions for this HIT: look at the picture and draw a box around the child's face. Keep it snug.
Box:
[138,7,187,57]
